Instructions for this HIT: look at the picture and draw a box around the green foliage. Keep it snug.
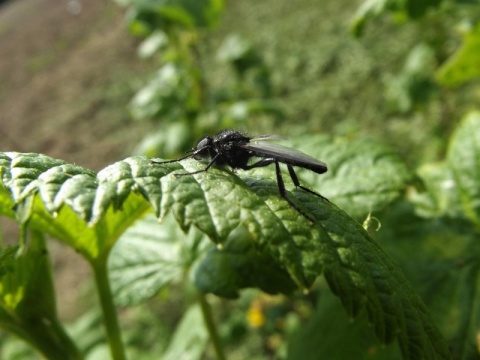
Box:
[351,0,443,37]
[4,0,480,358]
[0,130,455,359]
[353,0,480,95]
[117,0,280,158]
[0,235,81,360]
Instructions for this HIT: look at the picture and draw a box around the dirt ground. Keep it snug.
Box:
[0,0,154,320]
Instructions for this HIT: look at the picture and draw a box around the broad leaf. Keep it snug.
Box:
[412,111,480,224]
[109,213,202,306]
[0,154,157,261]
[288,290,401,360]
[379,202,480,360]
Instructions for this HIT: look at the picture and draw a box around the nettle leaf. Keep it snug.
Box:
[109,213,198,306]
[156,158,448,359]
[379,203,480,360]
[286,136,412,218]
[0,153,163,261]
[289,290,402,359]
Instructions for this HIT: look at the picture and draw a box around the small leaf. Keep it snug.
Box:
[351,0,394,37]
[446,111,480,224]
[437,23,480,87]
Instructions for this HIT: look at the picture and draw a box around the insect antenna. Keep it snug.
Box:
[150,152,195,165]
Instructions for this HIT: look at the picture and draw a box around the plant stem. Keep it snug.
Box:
[197,292,225,360]
[92,257,127,360]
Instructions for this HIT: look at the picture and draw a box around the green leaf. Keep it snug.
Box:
[194,225,297,299]
[0,154,160,261]
[155,157,448,359]
[409,162,461,218]
[379,202,479,360]
[351,0,395,37]
[384,43,438,113]
[161,304,209,360]
[118,0,225,33]
[287,136,412,218]
[410,111,480,224]
[288,290,401,360]
[0,149,447,358]
[405,0,442,19]
[447,111,480,224]
[129,64,192,121]
[0,234,81,359]
[109,213,197,306]
[437,23,480,87]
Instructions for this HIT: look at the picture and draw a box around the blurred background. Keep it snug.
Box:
[1,0,480,358]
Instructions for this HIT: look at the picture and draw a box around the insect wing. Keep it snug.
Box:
[239,141,327,174]
[250,134,287,141]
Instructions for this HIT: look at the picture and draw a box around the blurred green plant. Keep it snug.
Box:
[352,0,480,114]
[116,0,282,158]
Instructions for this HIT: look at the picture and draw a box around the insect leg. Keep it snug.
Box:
[287,165,329,202]
[174,153,222,176]
[243,158,276,169]
[274,161,315,222]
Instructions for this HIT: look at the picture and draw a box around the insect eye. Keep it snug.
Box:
[193,136,213,160]
[195,136,211,150]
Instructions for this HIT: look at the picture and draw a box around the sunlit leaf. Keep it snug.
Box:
[0,234,81,359]
[109,214,198,306]
[447,111,480,224]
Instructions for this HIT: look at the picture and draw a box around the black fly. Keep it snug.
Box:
[151,129,328,222]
